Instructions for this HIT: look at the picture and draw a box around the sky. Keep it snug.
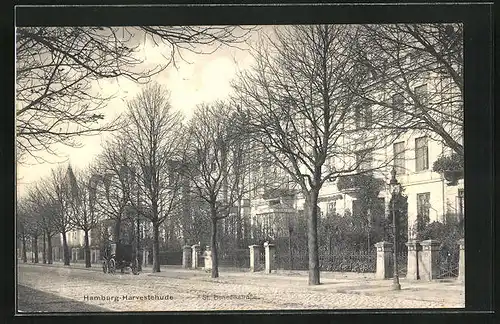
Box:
[16,26,265,198]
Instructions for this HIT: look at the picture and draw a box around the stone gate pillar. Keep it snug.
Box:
[249,245,260,272]
[458,238,465,282]
[419,240,441,281]
[182,245,192,269]
[264,242,276,274]
[374,241,393,279]
[405,240,422,280]
[191,244,200,269]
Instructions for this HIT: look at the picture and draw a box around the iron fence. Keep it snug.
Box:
[396,251,408,277]
[275,247,377,273]
[319,250,376,273]
[437,247,459,279]
[218,249,251,268]
[157,251,183,265]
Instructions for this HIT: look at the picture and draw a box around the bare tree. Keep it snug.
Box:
[24,179,59,264]
[348,24,463,156]
[47,165,75,265]
[182,102,257,278]
[233,25,401,285]
[16,26,255,163]
[122,82,184,273]
[16,198,31,263]
[94,137,136,243]
[67,166,103,267]
[21,189,46,263]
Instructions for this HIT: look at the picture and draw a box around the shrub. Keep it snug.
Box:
[432,153,464,173]
[419,214,464,259]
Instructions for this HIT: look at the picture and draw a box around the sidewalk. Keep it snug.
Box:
[18,262,464,309]
[21,260,464,305]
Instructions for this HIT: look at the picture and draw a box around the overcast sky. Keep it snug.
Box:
[16,26,266,197]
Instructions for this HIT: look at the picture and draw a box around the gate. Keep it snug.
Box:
[396,251,408,278]
[437,247,459,279]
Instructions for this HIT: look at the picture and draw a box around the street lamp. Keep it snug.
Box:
[388,167,402,290]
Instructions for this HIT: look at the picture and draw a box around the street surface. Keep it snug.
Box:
[17,262,465,312]
[18,285,109,313]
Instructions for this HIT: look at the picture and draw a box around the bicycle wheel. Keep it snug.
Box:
[102,261,108,273]
[109,259,116,274]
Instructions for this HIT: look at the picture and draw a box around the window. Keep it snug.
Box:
[391,93,404,119]
[417,192,431,220]
[355,105,373,129]
[415,136,429,171]
[414,84,428,111]
[327,200,337,216]
[457,189,464,219]
[356,149,372,171]
[393,141,405,174]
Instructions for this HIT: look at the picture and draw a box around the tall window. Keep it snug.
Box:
[356,149,372,171]
[414,84,428,111]
[417,192,431,220]
[355,104,373,129]
[393,141,405,174]
[392,93,404,119]
[457,189,464,219]
[415,136,429,171]
[327,200,337,216]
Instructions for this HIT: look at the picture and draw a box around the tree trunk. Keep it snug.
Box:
[152,224,160,272]
[33,235,39,263]
[84,229,91,268]
[114,219,121,242]
[42,232,47,264]
[236,202,242,248]
[22,235,27,263]
[211,215,219,278]
[136,217,142,272]
[47,232,53,264]
[62,231,70,265]
[306,189,321,285]
[288,228,293,270]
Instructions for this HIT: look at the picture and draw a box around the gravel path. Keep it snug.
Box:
[17,263,464,312]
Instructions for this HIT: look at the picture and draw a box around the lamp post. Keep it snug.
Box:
[389,167,401,290]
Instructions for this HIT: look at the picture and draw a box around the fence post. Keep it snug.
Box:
[458,238,465,282]
[405,240,421,280]
[191,244,200,269]
[249,245,260,272]
[264,242,276,274]
[182,245,192,269]
[419,240,441,281]
[374,241,393,279]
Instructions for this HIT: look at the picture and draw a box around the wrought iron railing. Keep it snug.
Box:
[157,251,182,265]
[437,247,459,279]
[319,251,376,273]
[396,251,408,277]
[218,249,251,268]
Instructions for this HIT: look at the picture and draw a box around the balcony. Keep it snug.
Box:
[336,173,385,198]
